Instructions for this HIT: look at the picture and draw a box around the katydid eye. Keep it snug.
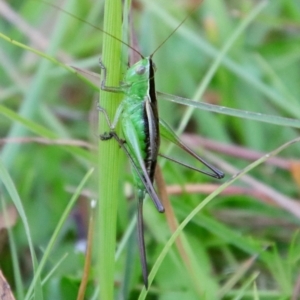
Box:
[136,65,146,75]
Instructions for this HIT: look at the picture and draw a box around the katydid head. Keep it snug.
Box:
[124,57,155,84]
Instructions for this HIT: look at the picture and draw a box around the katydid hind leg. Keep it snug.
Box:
[137,192,149,288]
[159,153,223,177]
[108,132,165,213]
[159,153,224,178]
[159,119,224,179]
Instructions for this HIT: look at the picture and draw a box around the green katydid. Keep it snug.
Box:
[96,19,224,290]
[98,56,224,287]
[36,1,224,288]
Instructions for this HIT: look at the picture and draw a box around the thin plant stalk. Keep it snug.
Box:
[97,0,123,299]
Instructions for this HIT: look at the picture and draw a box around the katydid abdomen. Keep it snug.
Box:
[122,99,159,190]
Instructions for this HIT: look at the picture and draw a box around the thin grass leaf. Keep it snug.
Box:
[0,159,41,298]
[0,104,92,161]
[139,136,300,297]
[232,272,260,300]
[24,168,94,300]
[1,198,24,300]
[144,0,300,119]
[218,254,259,298]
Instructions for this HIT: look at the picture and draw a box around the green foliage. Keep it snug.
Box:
[0,0,300,299]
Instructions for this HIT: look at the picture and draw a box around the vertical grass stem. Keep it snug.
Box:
[98,0,122,298]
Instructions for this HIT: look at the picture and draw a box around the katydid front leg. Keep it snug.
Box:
[98,60,126,137]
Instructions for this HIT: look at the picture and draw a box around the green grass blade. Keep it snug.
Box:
[1,198,24,299]
[0,104,92,161]
[0,32,98,90]
[232,272,260,300]
[218,254,258,298]
[159,92,300,128]
[24,167,94,300]
[41,253,69,286]
[0,158,37,295]
[177,0,268,134]
[97,0,123,299]
[0,0,80,170]
[138,136,300,298]
[145,0,300,119]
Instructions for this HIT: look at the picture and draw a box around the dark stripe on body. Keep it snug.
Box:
[143,59,160,183]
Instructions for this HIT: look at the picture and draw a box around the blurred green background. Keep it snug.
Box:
[0,0,300,299]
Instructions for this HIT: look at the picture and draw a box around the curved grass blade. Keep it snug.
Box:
[0,32,98,90]
[24,168,94,300]
[138,136,300,297]
[0,160,38,288]
[0,105,91,161]
[143,0,300,120]
[159,92,300,129]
